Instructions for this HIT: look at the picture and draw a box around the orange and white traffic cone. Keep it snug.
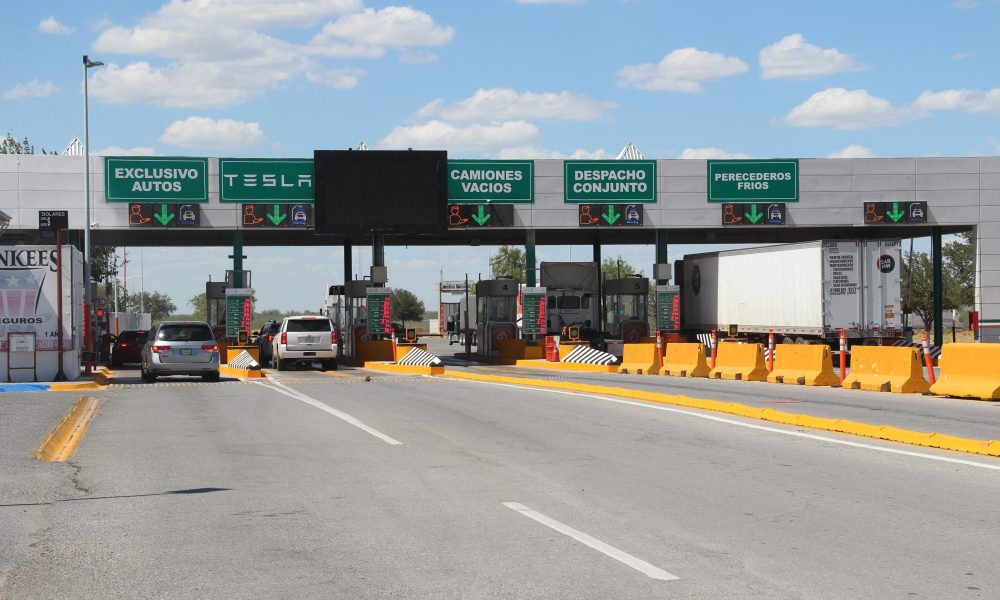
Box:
[710,329,718,369]
[921,331,936,385]
[767,329,775,372]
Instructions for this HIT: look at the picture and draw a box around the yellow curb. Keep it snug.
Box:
[513,359,620,373]
[34,396,101,461]
[48,367,114,392]
[363,362,445,376]
[442,371,1000,458]
[220,365,266,379]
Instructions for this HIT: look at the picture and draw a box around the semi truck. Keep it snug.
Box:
[539,261,600,337]
[677,240,904,345]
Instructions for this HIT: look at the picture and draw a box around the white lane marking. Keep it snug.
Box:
[457,379,1000,472]
[254,379,402,446]
[503,502,679,581]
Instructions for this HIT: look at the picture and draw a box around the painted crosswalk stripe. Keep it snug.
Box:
[561,345,618,365]
[398,347,443,366]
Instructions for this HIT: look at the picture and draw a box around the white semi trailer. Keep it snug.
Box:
[679,240,904,344]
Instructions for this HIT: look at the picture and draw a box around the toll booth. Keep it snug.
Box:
[324,285,346,355]
[343,280,372,361]
[604,277,650,343]
[476,279,518,357]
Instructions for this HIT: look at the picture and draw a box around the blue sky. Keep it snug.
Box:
[3,0,998,314]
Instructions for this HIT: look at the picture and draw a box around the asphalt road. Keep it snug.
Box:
[2,365,998,599]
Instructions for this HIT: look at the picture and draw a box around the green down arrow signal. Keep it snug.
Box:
[886,202,905,222]
[602,205,621,225]
[267,205,287,226]
[471,205,491,226]
[154,203,175,225]
[745,204,763,224]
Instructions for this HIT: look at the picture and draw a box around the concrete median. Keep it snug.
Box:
[929,343,1000,400]
[709,342,769,382]
[661,342,709,378]
[618,343,659,375]
[843,346,930,394]
[766,344,841,387]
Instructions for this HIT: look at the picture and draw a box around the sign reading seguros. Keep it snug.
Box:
[105,157,208,202]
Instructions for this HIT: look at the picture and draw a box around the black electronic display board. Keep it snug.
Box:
[313,150,447,234]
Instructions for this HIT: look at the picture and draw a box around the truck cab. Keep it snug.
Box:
[547,289,595,334]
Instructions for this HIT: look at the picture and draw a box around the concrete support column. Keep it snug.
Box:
[343,239,352,282]
[525,229,536,287]
[656,229,669,285]
[372,232,384,269]
[231,230,244,288]
[933,227,943,347]
[593,241,603,333]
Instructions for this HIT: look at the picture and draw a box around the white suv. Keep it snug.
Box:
[272,315,338,371]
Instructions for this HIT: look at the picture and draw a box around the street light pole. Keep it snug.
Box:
[83,55,103,370]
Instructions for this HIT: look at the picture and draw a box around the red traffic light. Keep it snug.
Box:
[96,309,105,318]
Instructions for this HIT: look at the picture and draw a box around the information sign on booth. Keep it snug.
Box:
[366,288,392,336]
[656,285,681,332]
[521,287,547,336]
[721,203,786,225]
[225,287,253,338]
[862,201,928,224]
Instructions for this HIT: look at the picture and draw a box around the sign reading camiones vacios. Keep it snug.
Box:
[447,160,533,203]
[105,157,208,202]
[707,159,799,202]
[564,160,657,203]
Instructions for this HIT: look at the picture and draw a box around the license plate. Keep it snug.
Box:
[181,348,192,355]
[303,336,318,343]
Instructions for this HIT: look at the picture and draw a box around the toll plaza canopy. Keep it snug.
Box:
[1,154,997,337]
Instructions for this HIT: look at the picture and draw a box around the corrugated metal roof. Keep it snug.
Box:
[616,141,645,160]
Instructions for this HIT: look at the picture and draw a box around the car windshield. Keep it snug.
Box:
[286,319,331,333]
[118,331,148,343]
[157,324,214,342]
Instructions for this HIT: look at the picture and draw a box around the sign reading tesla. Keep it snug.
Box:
[105,157,208,202]
[219,158,313,203]
[577,204,644,226]
[127,203,200,227]
[708,160,798,202]
[863,201,928,224]
[240,204,312,228]
[447,204,514,227]
[564,161,657,203]
[721,203,786,225]
[447,160,533,203]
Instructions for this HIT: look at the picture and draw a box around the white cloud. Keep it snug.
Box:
[617,47,748,93]
[492,146,610,159]
[95,146,157,156]
[677,147,751,159]
[38,16,75,35]
[912,88,1000,114]
[306,67,365,89]
[759,34,867,80]
[160,117,265,150]
[399,49,439,64]
[2,80,58,100]
[415,88,615,123]
[784,88,920,129]
[952,51,976,60]
[827,145,875,159]
[88,1,450,108]
[315,6,453,48]
[378,120,539,152]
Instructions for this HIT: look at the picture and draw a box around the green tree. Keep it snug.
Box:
[0,132,35,154]
[943,232,974,309]
[902,250,936,332]
[127,291,177,321]
[90,246,120,283]
[390,288,425,327]
[189,292,208,320]
[490,246,526,282]
[601,255,641,282]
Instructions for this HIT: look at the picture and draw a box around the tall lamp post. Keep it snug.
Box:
[83,55,103,369]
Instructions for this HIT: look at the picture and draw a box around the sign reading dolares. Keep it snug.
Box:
[707,159,798,203]
[220,158,314,203]
[448,160,533,203]
[105,157,208,202]
[564,160,656,203]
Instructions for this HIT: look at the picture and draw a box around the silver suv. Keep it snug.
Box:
[272,315,338,371]
[141,321,220,382]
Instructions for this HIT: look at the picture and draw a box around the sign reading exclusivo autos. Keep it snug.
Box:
[105,157,209,202]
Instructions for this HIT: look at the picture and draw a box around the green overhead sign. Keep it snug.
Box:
[220,158,314,203]
[564,160,657,203]
[447,160,533,203]
[707,159,799,202]
[105,157,208,202]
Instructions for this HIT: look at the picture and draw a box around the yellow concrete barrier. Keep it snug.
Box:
[843,346,930,394]
[661,342,709,378]
[393,343,428,362]
[709,342,769,381]
[618,343,659,375]
[497,338,544,360]
[767,344,841,387]
[930,343,1000,400]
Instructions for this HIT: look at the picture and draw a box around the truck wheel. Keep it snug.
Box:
[322,359,337,371]
[277,358,287,371]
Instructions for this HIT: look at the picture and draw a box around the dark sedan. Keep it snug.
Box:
[111,329,149,367]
